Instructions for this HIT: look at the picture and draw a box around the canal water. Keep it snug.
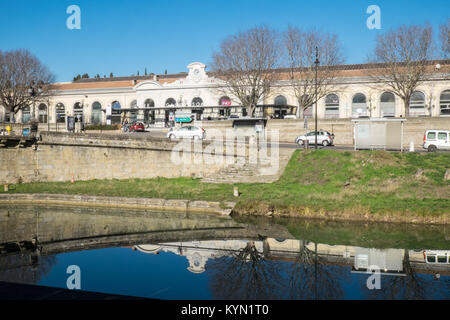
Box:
[0,205,448,300]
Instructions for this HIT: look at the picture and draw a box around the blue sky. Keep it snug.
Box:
[0,0,448,82]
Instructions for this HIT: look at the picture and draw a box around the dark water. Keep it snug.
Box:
[0,205,448,300]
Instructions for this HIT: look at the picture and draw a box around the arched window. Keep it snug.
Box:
[409,91,426,117]
[191,97,203,107]
[380,92,395,117]
[111,101,122,124]
[165,98,176,107]
[440,90,450,116]
[91,102,102,124]
[144,99,155,108]
[352,93,367,117]
[219,96,231,106]
[56,103,66,123]
[129,100,138,123]
[274,95,287,106]
[325,94,339,118]
[38,104,48,123]
[74,102,84,122]
[22,105,31,123]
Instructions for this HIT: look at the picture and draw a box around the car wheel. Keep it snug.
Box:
[428,145,437,152]
[169,134,176,141]
[297,139,304,146]
[322,140,329,147]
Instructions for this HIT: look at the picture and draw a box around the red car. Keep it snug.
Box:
[128,121,145,132]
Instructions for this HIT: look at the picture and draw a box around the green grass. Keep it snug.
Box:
[6,149,450,221]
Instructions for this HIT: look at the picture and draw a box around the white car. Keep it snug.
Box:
[295,131,335,146]
[167,126,206,141]
[423,130,450,152]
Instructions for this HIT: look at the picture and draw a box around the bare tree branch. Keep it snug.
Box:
[211,25,281,117]
[0,49,55,123]
[366,24,435,117]
[282,26,345,118]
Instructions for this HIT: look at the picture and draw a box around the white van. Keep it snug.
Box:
[423,130,450,152]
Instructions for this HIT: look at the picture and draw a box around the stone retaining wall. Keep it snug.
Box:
[0,194,235,216]
[0,132,247,184]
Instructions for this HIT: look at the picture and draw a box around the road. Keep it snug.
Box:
[124,129,445,153]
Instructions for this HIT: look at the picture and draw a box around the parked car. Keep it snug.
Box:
[128,121,146,132]
[167,126,206,140]
[423,130,450,152]
[284,115,297,119]
[295,130,335,146]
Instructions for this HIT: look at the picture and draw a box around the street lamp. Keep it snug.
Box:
[314,47,320,149]
[28,81,43,122]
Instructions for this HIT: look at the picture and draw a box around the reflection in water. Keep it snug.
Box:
[0,205,448,300]
[133,239,449,300]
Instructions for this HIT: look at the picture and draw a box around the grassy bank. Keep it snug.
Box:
[6,149,450,223]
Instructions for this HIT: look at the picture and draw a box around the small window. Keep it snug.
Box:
[438,132,447,140]
[427,255,436,263]
[437,256,447,263]
[427,132,436,140]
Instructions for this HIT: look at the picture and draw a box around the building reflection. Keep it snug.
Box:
[133,238,449,299]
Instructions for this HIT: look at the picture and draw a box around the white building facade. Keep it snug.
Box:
[2,61,450,127]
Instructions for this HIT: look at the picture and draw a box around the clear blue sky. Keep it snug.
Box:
[0,0,448,82]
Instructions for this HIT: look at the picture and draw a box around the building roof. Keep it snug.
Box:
[51,60,450,91]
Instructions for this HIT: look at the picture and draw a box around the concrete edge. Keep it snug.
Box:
[0,193,235,216]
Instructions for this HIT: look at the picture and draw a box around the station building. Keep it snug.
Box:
[2,61,450,128]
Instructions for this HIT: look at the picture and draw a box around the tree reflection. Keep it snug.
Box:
[0,244,56,285]
[365,251,450,300]
[207,240,284,299]
[286,241,348,300]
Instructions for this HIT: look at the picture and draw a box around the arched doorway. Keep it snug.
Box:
[56,103,65,123]
[144,99,155,124]
[274,95,288,119]
[74,102,84,122]
[111,101,122,124]
[91,102,102,124]
[38,104,48,123]
[219,96,231,118]
[129,100,138,123]
[165,98,176,126]
[22,105,31,123]
[191,97,204,120]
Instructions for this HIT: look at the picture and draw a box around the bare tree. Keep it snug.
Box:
[367,24,435,117]
[283,26,345,119]
[207,241,284,299]
[439,19,450,59]
[0,49,54,123]
[211,25,281,117]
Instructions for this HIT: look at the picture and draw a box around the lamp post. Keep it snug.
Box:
[28,81,43,122]
[314,47,320,149]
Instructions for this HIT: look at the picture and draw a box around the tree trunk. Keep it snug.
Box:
[403,97,410,118]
